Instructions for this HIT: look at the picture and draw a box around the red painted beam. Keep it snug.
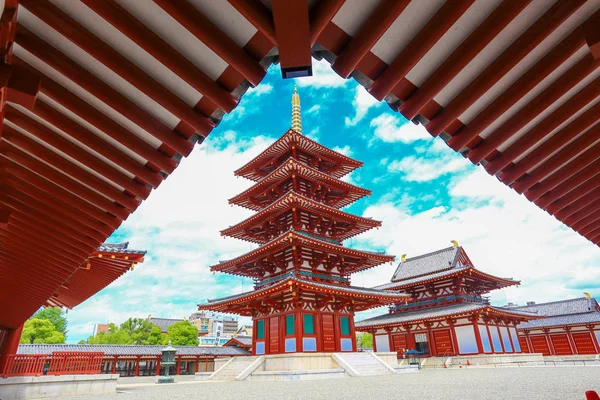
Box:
[535,161,600,209]
[522,141,600,201]
[545,174,600,215]
[469,61,600,164]
[5,63,40,109]
[228,0,276,45]
[400,1,530,120]
[580,219,600,237]
[310,0,345,46]
[587,228,600,243]
[571,202,600,231]
[5,106,157,195]
[13,56,178,175]
[583,9,600,59]
[554,187,600,221]
[448,29,586,152]
[19,0,213,136]
[497,97,600,185]
[80,1,237,114]
[271,0,312,78]
[153,0,265,86]
[14,25,195,156]
[427,0,586,136]
[0,144,138,214]
[369,0,475,101]
[0,209,9,228]
[514,126,600,194]
[332,0,409,79]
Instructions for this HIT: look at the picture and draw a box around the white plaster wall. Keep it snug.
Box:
[478,325,492,353]
[375,334,390,352]
[455,325,478,354]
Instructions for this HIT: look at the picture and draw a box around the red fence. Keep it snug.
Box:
[2,352,104,378]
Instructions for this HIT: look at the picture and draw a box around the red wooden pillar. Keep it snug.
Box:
[372,330,378,352]
[175,357,181,375]
[333,314,342,352]
[472,316,484,354]
[505,323,516,354]
[134,357,140,376]
[448,321,460,355]
[565,327,577,354]
[251,319,257,356]
[155,357,161,376]
[426,323,437,356]
[349,315,357,352]
[496,325,506,353]
[524,331,533,353]
[544,329,554,355]
[111,356,118,374]
[0,324,23,374]
[195,356,200,373]
[315,312,323,352]
[295,310,302,352]
[384,327,393,353]
[588,326,599,353]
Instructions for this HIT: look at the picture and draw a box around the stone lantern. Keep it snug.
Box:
[157,341,177,384]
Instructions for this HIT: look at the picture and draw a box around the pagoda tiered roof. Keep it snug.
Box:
[211,230,395,277]
[198,274,410,316]
[221,191,381,244]
[235,129,363,181]
[384,245,518,290]
[356,303,540,331]
[229,159,370,211]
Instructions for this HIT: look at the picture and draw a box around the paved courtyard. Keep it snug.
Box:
[58,366,600,400]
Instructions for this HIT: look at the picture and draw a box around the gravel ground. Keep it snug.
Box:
[63,367,600,400]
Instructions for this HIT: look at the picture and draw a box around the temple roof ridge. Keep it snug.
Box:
[390,245,464,282]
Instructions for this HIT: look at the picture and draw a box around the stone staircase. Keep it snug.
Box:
[334,352,394,376]
[208,356,261,381]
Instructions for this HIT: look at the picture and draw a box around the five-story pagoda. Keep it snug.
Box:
[199,88,408,355]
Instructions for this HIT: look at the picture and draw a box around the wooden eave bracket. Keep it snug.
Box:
[5,64,41,109]
[583,11,600,59]
[0,208,10,228]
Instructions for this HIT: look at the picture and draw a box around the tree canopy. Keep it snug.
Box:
[20,319,65,344]
[356,332,373,349]
[87,318,164,345]
[32,307,68,337]
[166,321,199,346]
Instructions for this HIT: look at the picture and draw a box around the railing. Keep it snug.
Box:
[2,352,104,378]
[390,295,489,312]
[48,352,104,376]
[2,354,47,377]
[255,271,350,288]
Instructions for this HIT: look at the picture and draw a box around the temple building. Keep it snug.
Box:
[356,244,541,357]
[198,88,409,355]
[515,296,600,355]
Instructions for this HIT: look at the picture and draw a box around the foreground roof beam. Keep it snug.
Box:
[583,10,600,59]
[566,201,600,227]
[522,141,600,201]
[0,209,9,228]
[369,0,475,101]
[400,1,530,120]
[545,174,600,215]
[80,1,237,114]
[14,25,195,156]
[228,0,276,45]
[448,30,586,151]
[332,0,410,79]
[554,187,600,221]
[309,0,345,46]
[271,0,312,78]
[535,161,600,209]
[497,100,600,185]
[582,220,600,237]
[427,0,587,137]
[13,56,176,175]
[5,106,156,196]
[514,125,600,194]
[153,0,265,87]
[468,65,600,165]
[20,0,213,137]
[0,143,138,213]
[0,231,84,269]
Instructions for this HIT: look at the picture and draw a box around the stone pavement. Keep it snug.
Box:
[61,366,600,400]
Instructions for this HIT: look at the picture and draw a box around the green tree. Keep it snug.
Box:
[88,322,132,345]
[357,333,372,349]
[32,307,68,337]
[20,319,65,344]
[165,321,198,346]
[120,318,161,345]
[87,319,165,345]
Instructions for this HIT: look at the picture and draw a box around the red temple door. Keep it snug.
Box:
[530,336,550,355]
[550,334,572,355]
[433,329,454,355]
[322,315,335,352]
[518,336,530,353]
[572,332,596,354]
[392,334,408,356]
[269,316,280,354]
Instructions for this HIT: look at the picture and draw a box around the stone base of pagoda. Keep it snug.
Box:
[208,352,405,381]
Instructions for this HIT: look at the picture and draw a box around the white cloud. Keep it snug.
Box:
[369,114,431,143]
[294,59,347,88]
[345,85,381,126]
[306,104,321,115]
[353,168,600,323]
[388,154,469,182]
[246,83,273,96]
[332,145,353,157]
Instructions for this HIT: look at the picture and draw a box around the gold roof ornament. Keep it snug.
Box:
[401,254,407,262]
[291,85,302,134]
[451,240,459,248]
[584,292,592,299]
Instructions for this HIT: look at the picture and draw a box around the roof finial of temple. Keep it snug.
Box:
[291,85,302,134]
[451,239,459,248]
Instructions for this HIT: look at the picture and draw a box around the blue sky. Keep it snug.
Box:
[65,60,600,343]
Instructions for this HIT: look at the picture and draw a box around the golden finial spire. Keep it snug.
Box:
[291,85,302,134]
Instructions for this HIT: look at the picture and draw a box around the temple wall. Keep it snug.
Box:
[517,327,600,355]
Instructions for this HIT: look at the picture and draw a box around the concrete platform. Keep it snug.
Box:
[0,374,118,400]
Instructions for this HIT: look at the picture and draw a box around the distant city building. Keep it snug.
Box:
[93,324,109,336]
[189,311,238,337]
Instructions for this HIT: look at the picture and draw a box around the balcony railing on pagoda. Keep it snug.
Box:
[390,295,489,313]
[2,352,104,378]
[255,271,350,288]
